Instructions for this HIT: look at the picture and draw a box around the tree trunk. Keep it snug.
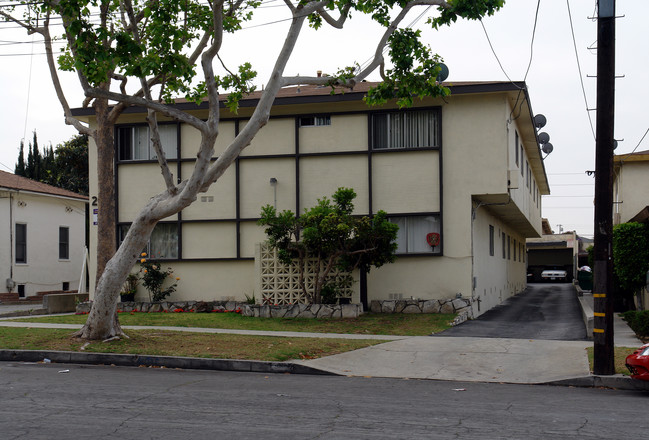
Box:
[94,98,116,284]
[75,215,156,340]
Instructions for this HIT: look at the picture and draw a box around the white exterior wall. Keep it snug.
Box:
[85,89,545,312]
[472,207,527,313]
[0,194,10,293]
[3,191,86,297]
[614,160,649,223]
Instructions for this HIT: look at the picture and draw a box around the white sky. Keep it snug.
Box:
[1,1,647,239]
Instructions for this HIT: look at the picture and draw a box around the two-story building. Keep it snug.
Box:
[0,171,88,300]
[614,149,649,225]
[613,149,649,309]
[79,80,549,317]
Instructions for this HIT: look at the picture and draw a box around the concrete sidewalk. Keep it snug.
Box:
[1,303,648,390]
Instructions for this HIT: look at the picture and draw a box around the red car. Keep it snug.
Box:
[626,343,649,381]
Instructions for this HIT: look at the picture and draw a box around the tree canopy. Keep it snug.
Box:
[14,132,89,195]
[613,222,649,296]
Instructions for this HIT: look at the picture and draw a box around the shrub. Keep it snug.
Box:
[139,253,179,302]
[621,310,649,338]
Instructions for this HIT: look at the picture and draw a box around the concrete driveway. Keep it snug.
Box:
[436,283,588,340]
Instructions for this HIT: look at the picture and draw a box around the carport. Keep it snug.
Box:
[527,239,577,282]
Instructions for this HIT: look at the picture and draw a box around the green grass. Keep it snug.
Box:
[586,346,638,376]
[11,312,456,336]
[0,327,383,362]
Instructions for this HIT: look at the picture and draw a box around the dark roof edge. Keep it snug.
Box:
[70,81,527,117]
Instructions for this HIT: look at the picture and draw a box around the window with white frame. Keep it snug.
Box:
[117,124,178,161]
[119,223,179,259]
[299,116,331,127]
[59,226,70,260]
[390,215,441,254]
[371,109,440,149]
[15,223,26,263]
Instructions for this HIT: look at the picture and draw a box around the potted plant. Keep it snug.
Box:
[120,273,139,302]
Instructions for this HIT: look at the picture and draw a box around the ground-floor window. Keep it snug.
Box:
[119,223,179,259]
[59,226,70,260]
[390,215,441,254]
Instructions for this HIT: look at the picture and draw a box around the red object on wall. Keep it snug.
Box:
[426,232,440,247]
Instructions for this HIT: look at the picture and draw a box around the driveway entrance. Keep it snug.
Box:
[437,283,587,341]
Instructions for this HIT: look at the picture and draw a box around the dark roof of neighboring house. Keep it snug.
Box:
[629,206,649,223]
[0,170,88,201]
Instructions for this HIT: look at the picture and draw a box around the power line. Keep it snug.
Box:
[566,0,596,141]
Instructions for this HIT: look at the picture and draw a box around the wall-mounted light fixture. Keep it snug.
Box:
[269,177,278,209]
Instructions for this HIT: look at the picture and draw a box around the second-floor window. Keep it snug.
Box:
[299,116,331,127]
[371,109,440,149]
[117,124,178,161]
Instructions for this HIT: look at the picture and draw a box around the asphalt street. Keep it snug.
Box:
[437,283,587,340]
[1,362,647,440]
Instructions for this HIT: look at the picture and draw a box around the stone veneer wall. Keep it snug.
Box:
[76,297,471,324]
[76,301,361,319]
[370,298,473,326]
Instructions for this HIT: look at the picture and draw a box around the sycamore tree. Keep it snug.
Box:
[1,0,503,340]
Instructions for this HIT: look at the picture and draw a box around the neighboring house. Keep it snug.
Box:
[613,150,649,309]
[77,80,549,318]
[614,149,649,225]
[0,170,88,300]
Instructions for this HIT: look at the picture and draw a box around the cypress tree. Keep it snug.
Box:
[15,141,26,176]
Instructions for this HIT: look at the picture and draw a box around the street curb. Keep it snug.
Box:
[0,350,338,376]
[546,375,649,391]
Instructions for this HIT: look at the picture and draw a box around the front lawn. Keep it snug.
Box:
[0,327,383,362]
[586,346,638,376]
[11,312,456,336]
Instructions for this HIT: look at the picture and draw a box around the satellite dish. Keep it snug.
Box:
[542,143,554,155]
[538,132,550,144]
[614,140,618,150]
[436,63,449,82]
[534,114,547,129]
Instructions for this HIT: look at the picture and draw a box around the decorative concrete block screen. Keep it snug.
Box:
[255,243,355,304]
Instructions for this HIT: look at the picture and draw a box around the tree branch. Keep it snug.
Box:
[122,0,176,191]
[317,3,352,29]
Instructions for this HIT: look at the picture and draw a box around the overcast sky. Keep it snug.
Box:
[1,1,646,238]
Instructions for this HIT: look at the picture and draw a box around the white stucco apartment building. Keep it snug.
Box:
[79,81,549,317]
[0,171,88,300]
[614,149,649,225]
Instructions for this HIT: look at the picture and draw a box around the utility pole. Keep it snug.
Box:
[593,0,616,375]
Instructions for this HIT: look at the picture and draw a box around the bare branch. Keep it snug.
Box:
[201,3,310,190]
[283,0,296,14]
[121,0,176,190]
[86,87,206,129]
